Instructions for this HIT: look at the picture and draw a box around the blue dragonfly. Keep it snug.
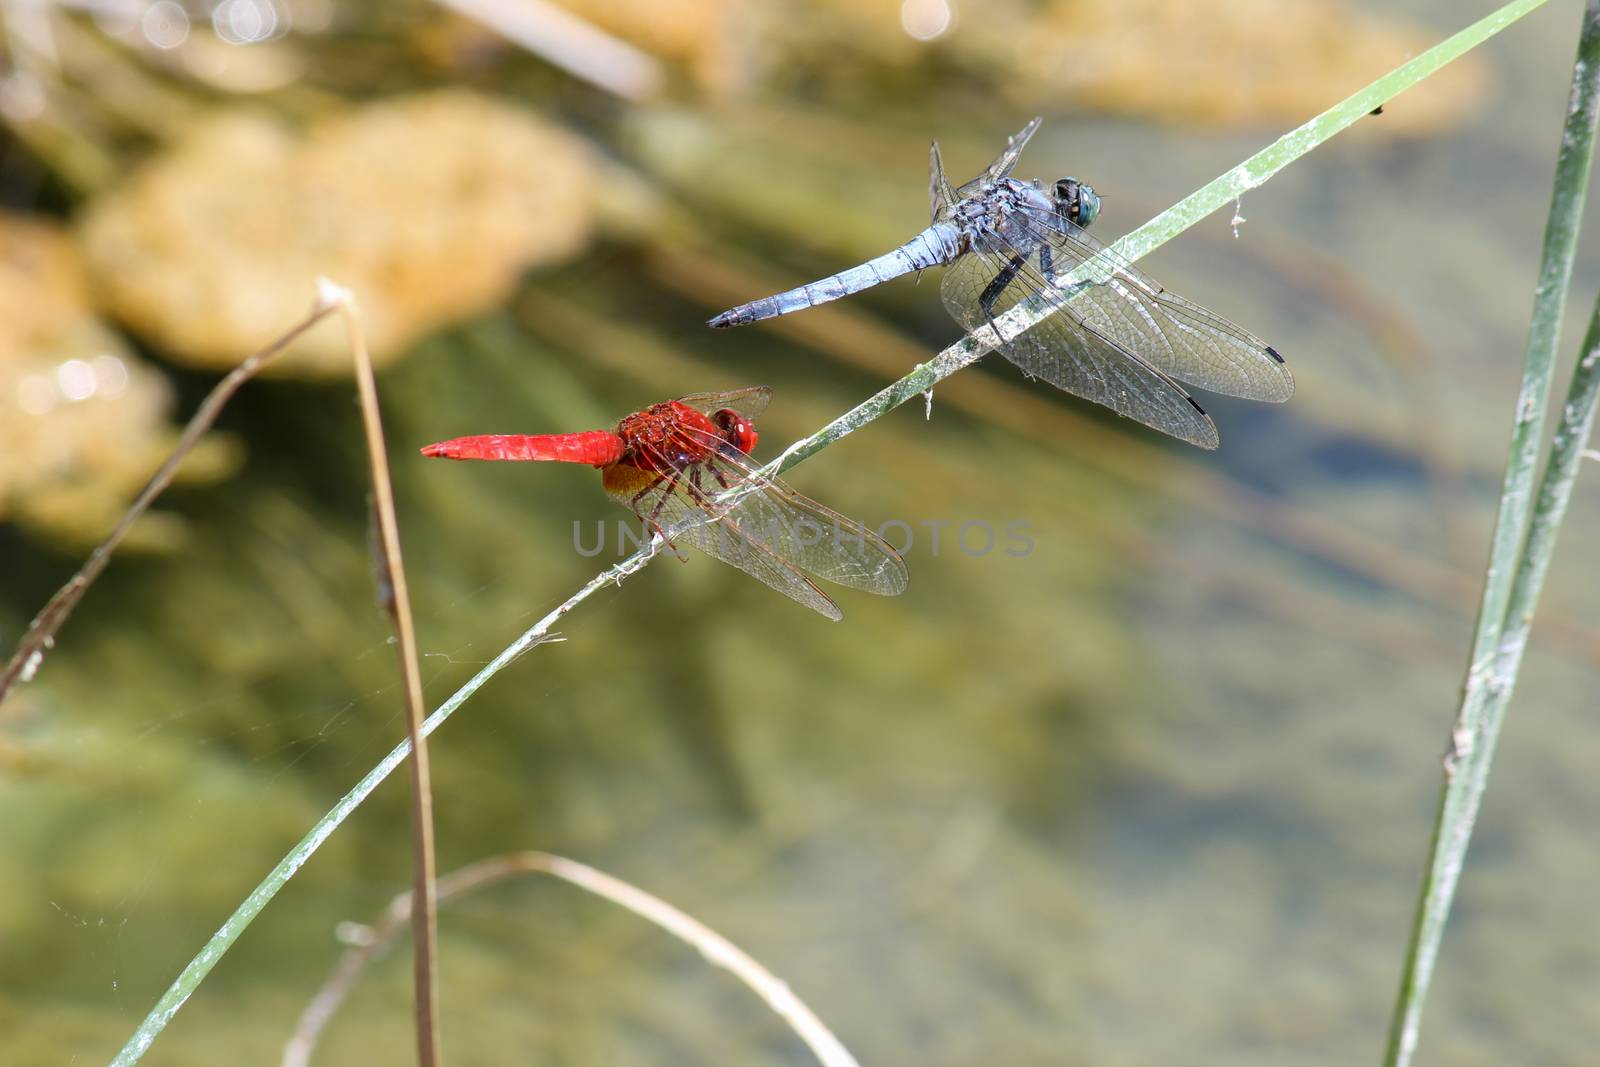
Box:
[709,119,1293,448]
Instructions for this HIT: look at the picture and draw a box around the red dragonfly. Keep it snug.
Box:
[421,387,908,620]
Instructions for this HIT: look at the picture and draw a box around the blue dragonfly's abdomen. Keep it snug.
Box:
[708,223,963,328]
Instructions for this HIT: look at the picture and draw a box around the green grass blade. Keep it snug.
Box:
[110,1,1555,1061]
[1383,5,1600,1065]
[106,555,656,1067]
[1498,312,1600,689]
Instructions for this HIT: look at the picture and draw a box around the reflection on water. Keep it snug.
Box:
[3,1,1600,1064]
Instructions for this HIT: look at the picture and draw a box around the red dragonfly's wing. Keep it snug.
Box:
[678,426,908,596]
[702,458,908,595]
[604,425,907,619]
[674,386,771,421]
[603,461,846,620]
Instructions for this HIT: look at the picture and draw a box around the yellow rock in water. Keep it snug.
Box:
[80,90,597,377]
[1013,0,1488,134]
[0,213,228,548]
[742,0,1484,135]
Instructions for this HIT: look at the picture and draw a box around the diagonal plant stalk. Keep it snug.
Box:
[107,1,1553,1062]
[1385,7,1600,1061]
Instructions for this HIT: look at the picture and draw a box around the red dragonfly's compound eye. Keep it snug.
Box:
[712,408,759,455]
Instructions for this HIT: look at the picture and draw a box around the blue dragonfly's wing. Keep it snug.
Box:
[941,240,1220,449]
[955,117,1042,199]
[1002,205,1295,404]
[929,140,958,221]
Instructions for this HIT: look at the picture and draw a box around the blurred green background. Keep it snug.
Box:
[3,0,1599,1063]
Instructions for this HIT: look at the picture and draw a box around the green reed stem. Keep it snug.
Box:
[110,1,1553,1061]
[1383,4,1600,1064]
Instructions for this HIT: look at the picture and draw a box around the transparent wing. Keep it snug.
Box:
[603,460,843,620]
[941,241,1219,449]
[679,432,908,595]
[956,117,1041,198]
[602,430,908,618]
[675,386,771,420]
[1007,205,1294,403]
[929,140,958,221]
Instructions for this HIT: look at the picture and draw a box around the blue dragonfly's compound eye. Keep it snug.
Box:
[1056,178,1100,227]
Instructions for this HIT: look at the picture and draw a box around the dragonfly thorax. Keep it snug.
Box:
[618,401,717,471]
[955,179,1053,255]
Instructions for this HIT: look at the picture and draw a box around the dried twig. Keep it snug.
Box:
[0,294,339,706]
[324,281,441,1067]
[282,852,859,1067]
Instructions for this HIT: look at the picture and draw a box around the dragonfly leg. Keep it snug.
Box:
[683,466,735,515]
[978,253,1026,319]
[1037,242,1055,284]
[682,457,734,500]
[678,466,742,562]
[645,477,680,528]
[632,471,690,561]
[685,466,724,509]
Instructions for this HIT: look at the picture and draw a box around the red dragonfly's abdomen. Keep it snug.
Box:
[420,430,625,466]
